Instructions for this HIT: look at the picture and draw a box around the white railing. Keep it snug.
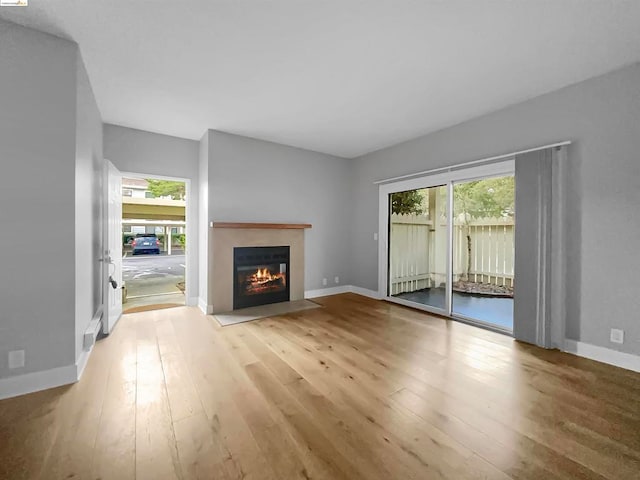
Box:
[390,214,514,294]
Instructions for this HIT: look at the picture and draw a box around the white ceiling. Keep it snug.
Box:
[2,1,640,158]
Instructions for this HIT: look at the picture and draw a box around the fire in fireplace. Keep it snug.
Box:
[241,267,286,295]
[233,246,290,309]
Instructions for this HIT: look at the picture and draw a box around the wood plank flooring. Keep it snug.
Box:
[1,293,639,480]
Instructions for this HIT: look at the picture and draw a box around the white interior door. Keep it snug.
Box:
[103,160,122,334]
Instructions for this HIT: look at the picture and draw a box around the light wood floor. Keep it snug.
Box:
[1,293,639,480]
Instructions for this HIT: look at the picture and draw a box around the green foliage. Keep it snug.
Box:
[123,233,135,245]
[146,179,186,200]
[453,176,514,221]
[454,176,514,279]
[122,232,185,247]
[391,190,425,215]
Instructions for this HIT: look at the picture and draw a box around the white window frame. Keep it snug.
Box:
[378,159,515,325]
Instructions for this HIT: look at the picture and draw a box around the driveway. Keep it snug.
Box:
[123,254,185,298]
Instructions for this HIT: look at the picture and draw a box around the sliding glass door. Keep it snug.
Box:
[451,176,514,330]
[389,185,448,313]
[381,161,515,332]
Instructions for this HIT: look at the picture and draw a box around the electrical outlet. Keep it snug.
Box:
[8,350,25,369]
[373,232,378,241]
[610,328,624,344]
[334,276,340,284]
[322,278,327,286]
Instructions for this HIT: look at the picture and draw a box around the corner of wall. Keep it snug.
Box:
[304,285,382,300]
[74,45,104,364]
[198,130,210,307]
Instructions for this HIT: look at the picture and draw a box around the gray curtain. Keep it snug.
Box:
[513,146,567,348]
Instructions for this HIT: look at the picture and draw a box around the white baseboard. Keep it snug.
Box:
[564,339,640,373]
[349,285,382,300]
[304,285,382,300]
[76,347,93,380]
[0,363,77,401]
[198,298,213,315]
[0,335,99,400]
[305,285,351,298]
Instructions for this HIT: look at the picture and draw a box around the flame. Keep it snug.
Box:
[246,267,284,286]
[256,268,271,279]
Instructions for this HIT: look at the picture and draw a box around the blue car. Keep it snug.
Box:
[132,234,161,255]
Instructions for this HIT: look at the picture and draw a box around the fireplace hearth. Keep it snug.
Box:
[233,246,290,309]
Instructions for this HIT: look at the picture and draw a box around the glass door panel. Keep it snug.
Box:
[452,175,515,330]
[389,185,449,313]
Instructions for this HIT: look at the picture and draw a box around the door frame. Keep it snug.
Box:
[377,159,515,329]
[119,171,195,306]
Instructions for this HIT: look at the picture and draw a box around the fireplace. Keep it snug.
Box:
[210,223,309,313]
[233,246,290,309]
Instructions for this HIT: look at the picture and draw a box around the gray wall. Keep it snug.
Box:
[103,124,200,303]
[206,130,353,294]
[75,55,104,360]
[104,124,200,181]
[198,132,209,307]
[0,20,79,378]
[351,62,640,355]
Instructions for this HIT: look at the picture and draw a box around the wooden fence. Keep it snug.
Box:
[390,213,515,295]
[389,214,433,295]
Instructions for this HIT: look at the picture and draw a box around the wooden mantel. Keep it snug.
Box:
[211,222,312,229]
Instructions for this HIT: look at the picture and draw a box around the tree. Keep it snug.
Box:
[453,177,514,219]
[453,177,514,280]
[391,190,425,215]
[146,179,186,200]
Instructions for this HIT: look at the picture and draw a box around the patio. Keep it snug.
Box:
[394,287,513,330]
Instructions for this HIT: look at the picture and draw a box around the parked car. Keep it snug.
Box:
[131,234,161,255]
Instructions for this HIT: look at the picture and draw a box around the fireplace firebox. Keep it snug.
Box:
[233,246,290,309]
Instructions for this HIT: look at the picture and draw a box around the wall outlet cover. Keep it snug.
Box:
[8,350,25,369]
[334,276,340,284]
[610,328,624,344]
[322,278,327,286]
